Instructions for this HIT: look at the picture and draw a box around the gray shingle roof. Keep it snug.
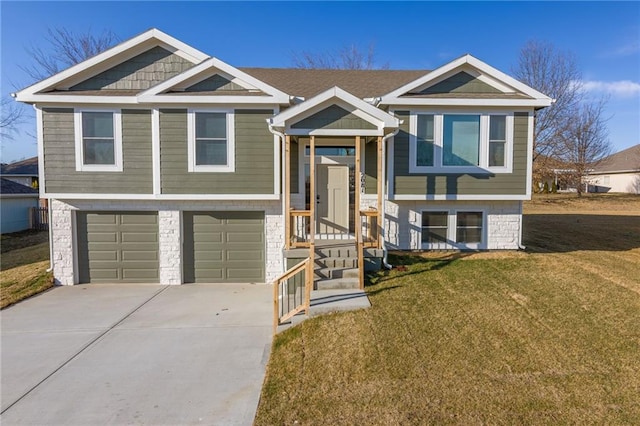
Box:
[591,144,640,173]
[0,157,38,176]
[239,68,430,99]
[0,178,38,195]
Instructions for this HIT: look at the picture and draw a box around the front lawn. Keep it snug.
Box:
[1,231,53,309]
[255,194,640,424]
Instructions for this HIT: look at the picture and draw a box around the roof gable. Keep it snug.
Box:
[270,87,400,136]
[15,28,208,102]
[592,144,640,173]
[65,46,195,92]
[137,57,289,104]
[380,54,553,107]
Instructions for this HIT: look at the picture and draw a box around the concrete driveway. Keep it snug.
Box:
[1,284,273,425]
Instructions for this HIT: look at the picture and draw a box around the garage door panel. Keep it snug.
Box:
[121,232,158,243]
[122,250,157,261]
[184,211,265,283]
[78,212,159,284]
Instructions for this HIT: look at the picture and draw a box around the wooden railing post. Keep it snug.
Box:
[285,135,291,249]
[377,135,383,249]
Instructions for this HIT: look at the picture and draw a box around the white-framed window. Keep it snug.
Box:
[187,109,235,172]
[74,109,123,172]
[420,209,486,250]
[409,111,514,174]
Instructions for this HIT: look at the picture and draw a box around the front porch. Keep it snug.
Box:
[268,87,401,329]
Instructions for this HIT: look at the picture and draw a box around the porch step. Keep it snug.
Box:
[316,247,358,258]
[315,267,359,280]
[314,257,358,269]
[315,277,360,290]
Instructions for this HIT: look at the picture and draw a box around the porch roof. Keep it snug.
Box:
[268,86,401,136]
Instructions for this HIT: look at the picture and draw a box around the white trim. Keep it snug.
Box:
[269,86,400,129]
[46,193,280,200]
[383,98,552,107]
[137,57,290,103]
[0,193,40,199]
[35,106,46,198]
[526,111,534,199]
[15,28,208,101]
[187,108,235,173]
[71,210,79,285]
[273,107,281,196]
[393,194,528,201]
[388,133,395,200]
[380,54,553,105]
[419,208,487,250]
[287,128,382,137]
[138,95,285,105]
[73,108,123,172]
[408,110,514,174]
[151,108,161,195]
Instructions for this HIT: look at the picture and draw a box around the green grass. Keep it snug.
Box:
[1,231,53,309]
[255,197,640,425]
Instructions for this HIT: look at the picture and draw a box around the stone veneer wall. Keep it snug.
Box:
[383,200,522,250]
[50,199,284,286]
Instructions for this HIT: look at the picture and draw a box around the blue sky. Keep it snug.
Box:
[1,1,639,163]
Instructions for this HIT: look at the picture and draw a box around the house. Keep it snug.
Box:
[13,28,551,286]
[0,157,39,189]
[0,178,39,234]
[587,144,640,194]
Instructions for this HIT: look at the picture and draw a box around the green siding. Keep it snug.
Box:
[393,111,529,196]
[160,109,274,194]
[419,71,502,95]
[290,140,299,193]
[364,139,378,194]
[292,105,376,130]
[183,211,265,283]
[77,212,159,284]
[184,74,248,92]
[71,46,194,91]
[43,108,153,194]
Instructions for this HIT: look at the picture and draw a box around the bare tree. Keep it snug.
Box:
[513,40,583,163]
[558,99,612,196]
[20,27,119,81]
[1,97,24,140]
[292,43,389,70]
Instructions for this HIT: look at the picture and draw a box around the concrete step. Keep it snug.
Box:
[314,257,358,269]
[315,267,359,279]
[309,289,370,316]
[315,277,360,290]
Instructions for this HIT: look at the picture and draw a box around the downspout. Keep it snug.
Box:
[380,127,400,269]
[517,200,526,250]
[267,122,287,266]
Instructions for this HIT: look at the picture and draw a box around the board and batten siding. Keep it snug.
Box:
[364,140,378,194]
[42,108,153,194]
[393,111,529,196]
[159,109,275,194]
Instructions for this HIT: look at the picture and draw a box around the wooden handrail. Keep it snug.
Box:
[273,257,313,332]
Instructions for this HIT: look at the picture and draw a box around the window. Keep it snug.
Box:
[188,109,235,172]
[421,211,448,243]
[416,115,435,167]
[74,110,122,172]
[488,115,506,167]
[409,112,514,173]
[421,210,485,249]
[456,212,483,244]
[443,115,480,166]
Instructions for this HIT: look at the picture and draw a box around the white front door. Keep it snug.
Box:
[316,164,349,236]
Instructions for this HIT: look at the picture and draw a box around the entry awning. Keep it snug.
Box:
[268,86,401,136]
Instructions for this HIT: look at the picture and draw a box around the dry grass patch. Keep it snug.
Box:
[256,195,640,425]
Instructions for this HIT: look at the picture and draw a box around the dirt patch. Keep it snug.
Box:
[1,230,49,253]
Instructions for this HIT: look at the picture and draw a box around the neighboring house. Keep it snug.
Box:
[13,29,551,286]
[0,178,39,234]
[587,144,640,194]
[0,157,39,189]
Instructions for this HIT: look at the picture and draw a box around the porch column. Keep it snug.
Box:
[355,136,364,289]
[377,135,383,248]
[284,135,291,249]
